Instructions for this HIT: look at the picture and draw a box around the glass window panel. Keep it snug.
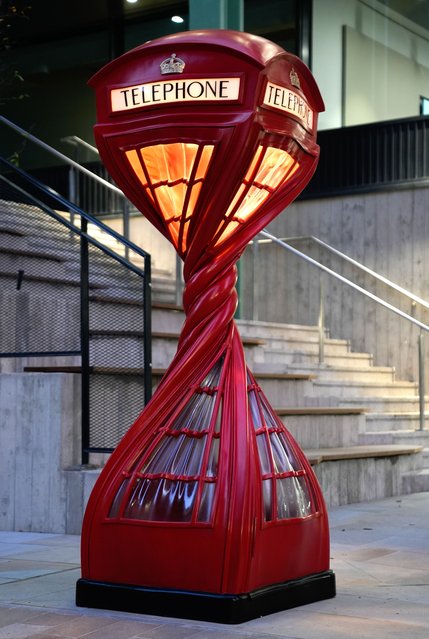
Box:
[270,431,295,473]
[234,187,270,221]
[172,393,202,431]
[125,149,148,186]
[224,184,246,218]
[142,433,207,476]
[172,392,216,433]
[214,400,222,433]
[249,389,263,429]
[261,395,279,428]
[206,437,219,477]
[262,479,273,521]
[215,219,240,246]
[197,482,216,522]
[141,435,185,474]
[108,477,130,518]
[141,144,168,183]
[195,144,215,179]
[244,145,264,181]
[154,184,179,216]
[143,434,207,476]
[254,147,298,189]
[278,431,300,469]
[187,182,203,215]
[256,434,271,475]
[202,358,223,387]
[171,434,206,476]
[124,478,198,521]
[277,476,313,519]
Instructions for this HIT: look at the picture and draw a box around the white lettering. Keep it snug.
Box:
[262,81,313,130]
[111,77,241,112]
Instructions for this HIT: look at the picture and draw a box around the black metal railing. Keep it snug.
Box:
[302,115,429,198]
[0,157,152,463]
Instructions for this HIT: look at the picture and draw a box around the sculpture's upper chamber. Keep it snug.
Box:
[88,29,324,265]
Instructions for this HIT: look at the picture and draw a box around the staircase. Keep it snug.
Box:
[1,196,428,534]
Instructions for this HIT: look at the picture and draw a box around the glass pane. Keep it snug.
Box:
[277,476,312,519]
[249,389,263,429]
[278,431,300,469]
[261,395,279,428]
[172,392,216,433]
[214,400,222,433]
[254,147,298,189]
[256,434,271,475]
[197,482,216,522]
[125,149,148,186]
[195,145,215,179]
[262,479,273,521]
[141,435,184,473]
[202,357,223,386]
[206,437,219,477]
[270,431,295,473]
[108,477,130,518]
[124,478,198,521]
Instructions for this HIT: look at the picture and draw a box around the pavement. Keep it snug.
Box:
[0,492,428,639]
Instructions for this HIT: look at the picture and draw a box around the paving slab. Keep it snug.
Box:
[0,492,428,639]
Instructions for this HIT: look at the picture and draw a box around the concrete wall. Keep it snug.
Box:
[239,185,429,387]
[0,372,88,534]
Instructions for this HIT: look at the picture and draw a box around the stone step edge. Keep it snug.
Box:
[22,366,315,382]
[276,406,367,416]
[88,329,266,347]
[305,444,423,465]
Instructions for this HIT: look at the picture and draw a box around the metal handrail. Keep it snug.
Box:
[0,116,123,196]
[270,234,429,312]
[0,155,148,267]
[0,155,152,461]
[61,135,100,157]
[259,229,428,430]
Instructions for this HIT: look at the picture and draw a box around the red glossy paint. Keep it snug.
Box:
[82,29,329,600]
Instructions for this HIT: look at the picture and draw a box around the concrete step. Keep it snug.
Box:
[401,468,429,494]
[359,429,429,447]
[339,395,428,413]
[285,362,395,383]
[236,319,327,342]
[254,372,316,406]
[277,406,367,448]
[269,350,374,368]
[307,444,424,508]
[365,412,428,432]
[312,379,418,398]
[262,338,352,359]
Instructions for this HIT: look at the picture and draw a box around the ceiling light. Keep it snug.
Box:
[171,15,184,23]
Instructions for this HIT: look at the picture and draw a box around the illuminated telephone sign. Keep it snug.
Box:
[77,29,335,624]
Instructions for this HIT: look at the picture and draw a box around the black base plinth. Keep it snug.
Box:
[76,570,336,624]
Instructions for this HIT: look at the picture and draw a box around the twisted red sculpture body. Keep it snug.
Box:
[77,29,336,622]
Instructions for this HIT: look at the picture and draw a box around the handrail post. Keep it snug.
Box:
[68,166,77,227]
[175,254,184,307]
[318,275,325,364]
[252,236,259,321]
[418,330,426,430]
[80,218,90,465]
[123,198,130,261]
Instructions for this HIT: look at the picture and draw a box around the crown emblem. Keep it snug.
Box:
[160,53,186,75]
[290,68,301,90]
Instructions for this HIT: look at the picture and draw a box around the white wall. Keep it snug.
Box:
[312,0,429,129]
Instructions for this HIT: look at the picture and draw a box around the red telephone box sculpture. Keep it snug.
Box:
[76,29,335,623]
